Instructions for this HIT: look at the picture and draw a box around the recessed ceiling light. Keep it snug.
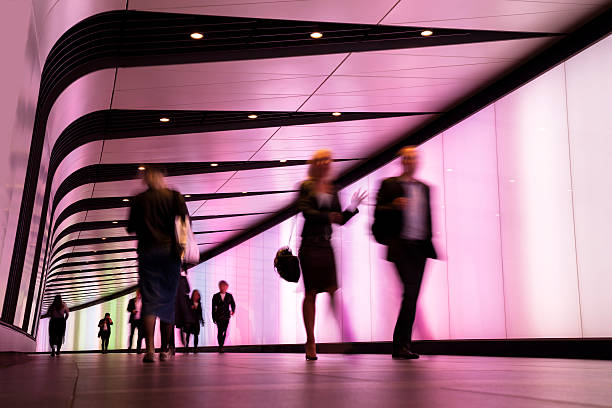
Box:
[190,32,204,40]
[122,198,130,202]
[242,191,248,194]
[101,237,106,240]
[159,117,170,122]
[332,112,342,117]
[310,32,323,39]
[420,30,433,37]
[112,221,118,224]
[248,114,258,119]
[279,159,287,163]
[138,166,145,171]
[184,194,191,198]
[210,163,218,167]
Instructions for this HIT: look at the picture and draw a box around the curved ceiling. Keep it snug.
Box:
[3,0,610,333]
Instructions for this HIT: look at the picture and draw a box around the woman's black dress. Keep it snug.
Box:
[297,180,358,293]
[184,301,204,335]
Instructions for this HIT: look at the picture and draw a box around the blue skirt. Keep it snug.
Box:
[138,247,181,324]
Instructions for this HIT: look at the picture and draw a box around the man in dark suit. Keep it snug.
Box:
[212,280,236,352]
[374,146,437,359]
[126,289,144,353]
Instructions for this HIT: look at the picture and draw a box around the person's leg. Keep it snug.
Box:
[217,320,229,348]
[160,321,173,353]
[193,334,198,353]
[302,291,317,357]
[392,246,426,356]
[185,332,191,349]
[56,343,62,356]
[143,315,156,355]
[136,321,144,353]
[128,323,136,350]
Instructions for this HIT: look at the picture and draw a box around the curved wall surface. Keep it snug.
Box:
[36,33,612,351]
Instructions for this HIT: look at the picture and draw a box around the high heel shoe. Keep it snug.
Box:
[305,342,318,361]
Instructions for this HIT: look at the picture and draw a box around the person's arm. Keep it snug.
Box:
[424,184,433,241]
[126,198,137,234]
[98,320,104,328]
[64,306,70,320]
[230,294,236,316]
[297,181,330,222]
[212,295,217,324]
[108,318,113,325]
[333,192,360,226]
[127,299,135,313]
[375,179,397,212]
[198,304,204,325]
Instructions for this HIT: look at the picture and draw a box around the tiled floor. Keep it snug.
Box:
[2,353,612,407]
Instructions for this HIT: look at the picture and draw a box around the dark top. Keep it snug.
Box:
[126,187,188,254]
[175,276,192,328]
[189,300,204,326]
[374,177,436,261]
[212,292,236,323]
[297,180,358,242]
[98,318,113,336]
[127,298,138,323]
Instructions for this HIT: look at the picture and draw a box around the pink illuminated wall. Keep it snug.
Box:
[40,34,612,351]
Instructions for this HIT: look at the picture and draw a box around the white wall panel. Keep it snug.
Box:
[565,35,612,338]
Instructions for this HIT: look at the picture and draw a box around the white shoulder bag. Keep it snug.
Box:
[175,214,200,266]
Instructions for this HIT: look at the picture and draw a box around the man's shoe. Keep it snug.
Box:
[392,350,420,359]
[159,351,171,361]
[142,352,155,363]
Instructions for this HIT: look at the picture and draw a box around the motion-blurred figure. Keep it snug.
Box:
[212,280,235,352]
[171,270,192,355]
[374,147,437,359]
[98,313,113,353]
[127,167,188,363]
[183,289,204,353]
[127,289,144,353]
[47,295,69,357]
[297,149,366,360]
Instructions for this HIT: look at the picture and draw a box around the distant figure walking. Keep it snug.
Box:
[47,295,69,357]
[98,313,113,353]
[127,289,144,353]
[374,147,437,359]
[212,281,236,352]
[127,167,188,363]
[297,149,366,360]
[183,290,204,353]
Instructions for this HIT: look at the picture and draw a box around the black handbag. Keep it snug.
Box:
[274,246,301,283]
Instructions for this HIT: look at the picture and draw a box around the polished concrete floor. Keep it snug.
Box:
[2,352,612,407]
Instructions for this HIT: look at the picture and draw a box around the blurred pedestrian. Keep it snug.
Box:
[47,295,69,357]
[127,167,188,363]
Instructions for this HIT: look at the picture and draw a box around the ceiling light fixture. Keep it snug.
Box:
[138,166,145,171]
[122,198,130,202]
[210,163,219,167]
[420,30,433,37]
[101,237,106,240]
[279,159,287,163]
[332,112,342,117]
[159,117,170,122]
[184,194,191,198]
[248,114,258,119]
[112,221,118,224]
[310,32,323,39]
[242,191,248,194]
[190,32,204,40]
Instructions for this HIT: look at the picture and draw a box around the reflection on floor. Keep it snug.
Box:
[2,353,612,407]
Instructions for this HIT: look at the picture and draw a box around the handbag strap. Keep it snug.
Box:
[287,213,298,247]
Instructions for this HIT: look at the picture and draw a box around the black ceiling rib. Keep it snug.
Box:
[45,276,140,292]
[8,9,559,330]
[49,249,136,269]
[51,228,242,258]
[42,285,138,317]
[51,190,297,238]
[47,270,138,284]
[48,265,138,281]
[51,212,273,251]
[50,157,361,214]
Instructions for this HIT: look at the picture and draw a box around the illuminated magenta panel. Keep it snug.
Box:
[495,65,582,338]
[442,106,506,339]
[565,35,612,338]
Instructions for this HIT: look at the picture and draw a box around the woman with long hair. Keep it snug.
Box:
[183,289,204,353]
[47,295,69,357]
[297,149,366,360]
